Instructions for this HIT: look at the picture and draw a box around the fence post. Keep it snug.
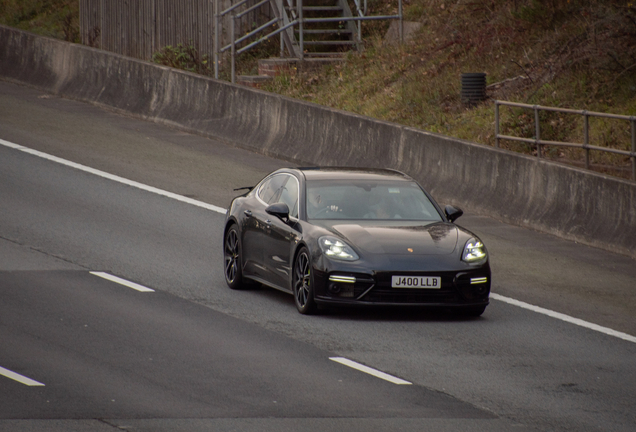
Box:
[356,0,362,43]
[231,16,236,84]
[280,14,284,57]
[214,0,219,79]
[534,105,541,159]
[629,116,636,181]
[298,0,304,60]
[399,0,403,43]
[495,101,500,148]
[583,111,589,170]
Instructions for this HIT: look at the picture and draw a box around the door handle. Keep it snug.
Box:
[244,210,252,217]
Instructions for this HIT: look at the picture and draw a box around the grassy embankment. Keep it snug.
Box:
[3,0,634,179]
[0,0,78,41]
[264,0,636,179]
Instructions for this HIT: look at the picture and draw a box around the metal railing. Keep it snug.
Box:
[350,0,402,43]
[215,0,276,80]
[495,101,636,181]
[214,0,403,83]
[216,0,290,82]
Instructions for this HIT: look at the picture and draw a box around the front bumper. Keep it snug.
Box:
[312,267,491,308]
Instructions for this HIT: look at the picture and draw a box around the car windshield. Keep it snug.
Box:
[306,180,443,221]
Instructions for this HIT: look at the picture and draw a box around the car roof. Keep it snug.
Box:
[295,167,413,182]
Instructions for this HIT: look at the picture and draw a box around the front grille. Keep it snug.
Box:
[361,271,458,304]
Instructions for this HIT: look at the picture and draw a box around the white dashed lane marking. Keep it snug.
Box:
[330,357,412,385]
[90,272,155,292]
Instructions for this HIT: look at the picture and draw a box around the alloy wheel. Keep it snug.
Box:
[224,227,240,286]
[293,248,316,314]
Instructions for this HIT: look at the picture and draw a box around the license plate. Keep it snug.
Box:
[391,276,441,289]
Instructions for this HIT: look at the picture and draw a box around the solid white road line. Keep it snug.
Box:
[2,139,635,345]
[490,293,636,344]
[0,366,45,386]
[329,357,412,385]
[90,272,155,292]
[0,138,226,214]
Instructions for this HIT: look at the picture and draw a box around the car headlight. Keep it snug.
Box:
[462,238,487,263]
[319,236,359,261]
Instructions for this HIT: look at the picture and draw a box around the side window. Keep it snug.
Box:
[279,176,299,218]
[258,175,285,204]
[257,178,273,203]
[257,174,299,219]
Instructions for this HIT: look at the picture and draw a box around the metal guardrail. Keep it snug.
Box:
[495,101,636,181]
[214,0,403,83]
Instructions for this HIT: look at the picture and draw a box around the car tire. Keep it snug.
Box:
[224,224,247,290]
[293,247,317,315]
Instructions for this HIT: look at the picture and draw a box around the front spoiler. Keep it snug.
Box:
[314,296,490,309]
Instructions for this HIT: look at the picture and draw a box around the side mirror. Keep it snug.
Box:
[444,205,463,223]
[266,202,290,221]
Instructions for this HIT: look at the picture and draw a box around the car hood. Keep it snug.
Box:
[329,222,459,256]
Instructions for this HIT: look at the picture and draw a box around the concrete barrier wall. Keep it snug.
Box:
[1,25,634,259]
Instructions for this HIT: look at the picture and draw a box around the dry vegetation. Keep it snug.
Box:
[264,0,636,179]
[0,0,78,42]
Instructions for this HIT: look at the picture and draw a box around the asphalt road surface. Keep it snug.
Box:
[1,80,635,432]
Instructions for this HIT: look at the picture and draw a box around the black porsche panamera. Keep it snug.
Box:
[223,167,491,316]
